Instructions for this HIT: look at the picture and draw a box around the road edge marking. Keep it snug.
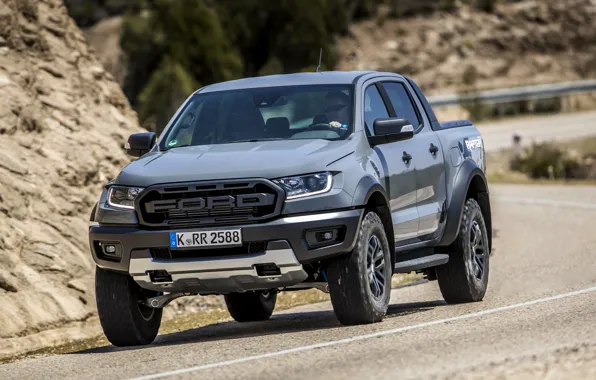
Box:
[495,196,596,210]
[129,285,596,380]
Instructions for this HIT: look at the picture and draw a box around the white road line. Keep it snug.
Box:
[495,196,596,210]
[129,285,596,380]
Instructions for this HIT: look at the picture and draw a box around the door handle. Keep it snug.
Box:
[402,151,412,163]
[429,143,439,155]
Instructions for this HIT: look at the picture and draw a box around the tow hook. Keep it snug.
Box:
[141,292,195,308]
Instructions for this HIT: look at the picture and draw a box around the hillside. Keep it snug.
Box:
[80,0,596,123]
[0,0,141,357]
[337,0,596,95]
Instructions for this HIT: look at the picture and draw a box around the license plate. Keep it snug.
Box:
[169,229,242,249]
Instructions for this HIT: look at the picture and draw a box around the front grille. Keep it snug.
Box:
[149,241,267,260]
[136,179,284,228]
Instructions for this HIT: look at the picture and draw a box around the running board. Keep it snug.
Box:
[393,254,449,273]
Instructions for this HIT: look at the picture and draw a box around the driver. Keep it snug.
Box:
[324,90,350,131]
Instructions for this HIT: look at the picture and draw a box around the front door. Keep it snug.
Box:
[381,81,447,239]
[363,83,419,243]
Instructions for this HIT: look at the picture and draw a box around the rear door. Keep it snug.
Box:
[363,83,419,243]
[380,81,447,240]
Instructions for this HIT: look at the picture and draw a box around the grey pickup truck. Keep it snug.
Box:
[89,71,492,346]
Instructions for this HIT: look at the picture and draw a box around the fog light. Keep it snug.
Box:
[305,227,346,249]
[94,241,122,261]
[104,245,116,254]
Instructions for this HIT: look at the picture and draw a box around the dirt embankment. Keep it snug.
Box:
[0,0,141,358]
[337,0,596,95]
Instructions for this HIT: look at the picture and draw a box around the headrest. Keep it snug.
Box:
[312,114,328,124]
[265,117,290,137]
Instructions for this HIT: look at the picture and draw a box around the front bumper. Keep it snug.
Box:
[130,242,309,293]
[89,209,363,293]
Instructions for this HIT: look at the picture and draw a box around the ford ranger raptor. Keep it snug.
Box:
[89,71,492,346]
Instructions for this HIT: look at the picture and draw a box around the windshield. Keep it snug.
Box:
[159,84,354,149]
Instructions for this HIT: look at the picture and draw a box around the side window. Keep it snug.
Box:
[382,82,422,129]
[364,85,390,136]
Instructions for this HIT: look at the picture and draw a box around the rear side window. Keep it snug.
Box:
[363,85,389,136]
[382,82,422,129]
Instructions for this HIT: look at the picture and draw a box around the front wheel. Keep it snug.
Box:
[224,290,277,322]
[95,267,163,347]
[328,211,392,325]
[436,198,490,303]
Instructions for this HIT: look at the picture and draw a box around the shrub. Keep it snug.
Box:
[510,142,593,180]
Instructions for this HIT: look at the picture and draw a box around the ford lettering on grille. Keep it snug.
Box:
[145,193,276,213]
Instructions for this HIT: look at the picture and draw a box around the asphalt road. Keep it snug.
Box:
[1,183,596,380]
[476,110,596,152]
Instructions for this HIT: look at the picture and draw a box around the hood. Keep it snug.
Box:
[115,139,356,187]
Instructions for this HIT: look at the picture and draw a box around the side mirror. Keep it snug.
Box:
[125,132,156,157]
[369,118,414,146]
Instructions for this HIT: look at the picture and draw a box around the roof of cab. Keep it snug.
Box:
[198,71,377,93]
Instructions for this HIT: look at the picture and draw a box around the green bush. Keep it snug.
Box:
[511,142,565,179]
[121,0,242,132]
[510,142,593,180]
[138,57,198,134]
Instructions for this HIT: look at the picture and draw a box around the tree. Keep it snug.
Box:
[117,0,387,130]
[120,0,242,131]
[137,56,198,134]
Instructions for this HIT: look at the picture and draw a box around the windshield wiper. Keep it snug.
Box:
[162,144,190,151]
[229,138,284,143]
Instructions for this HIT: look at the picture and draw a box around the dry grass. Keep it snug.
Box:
[2,275,419,364]
[486,136,596,185]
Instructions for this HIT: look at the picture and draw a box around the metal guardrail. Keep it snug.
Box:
[427,79,596,107]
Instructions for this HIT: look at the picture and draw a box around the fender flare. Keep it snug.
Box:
[438,159,489,247]
[352,175,396,263]
[90,202,98,222]
[352,175,389,207]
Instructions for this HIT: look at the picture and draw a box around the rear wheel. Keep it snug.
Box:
[95,267,162,347]
[328,211,392,325]
[436,198,490,303]
[224,290,277,322]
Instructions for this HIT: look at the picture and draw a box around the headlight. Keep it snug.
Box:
[107,186,144,210]
[274,172,333,200]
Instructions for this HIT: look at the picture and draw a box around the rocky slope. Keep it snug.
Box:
[0,0,142,358]
[337,0,596,95]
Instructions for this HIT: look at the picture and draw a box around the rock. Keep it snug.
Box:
[39,63,64,78]
[39,94,75,112]
[0,75,10,87]
[44,23,66,37]
[385,40,398,50]
[90,66,105,79]
[67,279,87,294]
[0,270,18,292]
[0,151,27,175]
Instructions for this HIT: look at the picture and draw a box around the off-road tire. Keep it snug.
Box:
[437,198,490,303]
[224,290,277,322]
[328,211,392,325]
[95,267,162,346]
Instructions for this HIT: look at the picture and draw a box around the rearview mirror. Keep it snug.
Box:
[368,118,414,146]
[125,132,156,157]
